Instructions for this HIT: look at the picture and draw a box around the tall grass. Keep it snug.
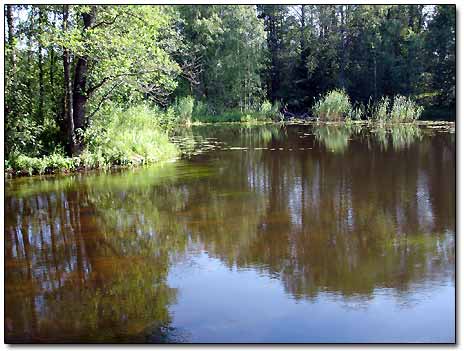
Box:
[367,95,423,123]
[82,104,179,169]
[6,152,79,176]
[312,90,352,121]
[6,104,180,176]
[312,90,423,124]
[390,95,423,122]
[372,96,390,122]
[259,100,282,121]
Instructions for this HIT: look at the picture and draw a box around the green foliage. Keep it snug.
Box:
[82,104,179,168]
[259,100,273,116]
[192,100,210,119]
[173,96,194,125]
[348,104,364,121]
[367,95,423,122]
[390,95,423,122]
[372,97,390,122]
[312,90,352,121]
[4,4,455,176]
[259,100,282,121]
[425,5,455,109]
[177,6,266,112]
[6,152,79,176]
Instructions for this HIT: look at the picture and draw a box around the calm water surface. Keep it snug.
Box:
[5,123,455,343]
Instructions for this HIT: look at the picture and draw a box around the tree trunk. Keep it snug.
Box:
[27,7,35,120]
[71,6,95,155]
[339,5,346,89]
[6,5,16,71]
[300,5,306,63]
[50,12,56,100]
[63,5,74,155]
[374,49,377,100]
[38,7,45,123]
[5,5,16,157]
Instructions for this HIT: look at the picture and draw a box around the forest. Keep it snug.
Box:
[4,5,456,175]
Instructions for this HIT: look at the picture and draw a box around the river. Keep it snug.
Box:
[5,123,455,343]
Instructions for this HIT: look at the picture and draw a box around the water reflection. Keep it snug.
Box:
[5,124,455,342]
[313,123,423,153]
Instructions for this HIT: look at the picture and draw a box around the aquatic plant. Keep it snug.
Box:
[312,90,352,121]
[348,104,364,121]
[372,96,390,123]
[390,95,424,122]
[367,95,423,123]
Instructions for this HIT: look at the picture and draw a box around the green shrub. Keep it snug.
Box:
[83,104,179,168]
[7,151,78,176]
[193,100,207,118]
[174,96,194,125]
[259,100,273,116]
[312,90,352,121]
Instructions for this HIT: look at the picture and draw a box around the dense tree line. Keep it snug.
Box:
[4,5,455,159]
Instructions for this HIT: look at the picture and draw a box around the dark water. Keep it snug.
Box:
[5,123,455,343]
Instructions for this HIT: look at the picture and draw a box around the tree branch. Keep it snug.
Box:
[91,13,121,30]
[86,69,162,96]
[87,80,124,121]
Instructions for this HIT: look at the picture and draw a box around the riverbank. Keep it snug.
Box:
[5,92,454,177]
[5,117,454,177]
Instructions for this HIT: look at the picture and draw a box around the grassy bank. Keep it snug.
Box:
[189,99,282,123]
[5,99,282,176]
[5,105,179,176]
[3,93,442,177]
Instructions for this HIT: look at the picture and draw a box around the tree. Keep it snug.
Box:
[53,5,182,154]
[177,5,265,112]
[425,5,455,109]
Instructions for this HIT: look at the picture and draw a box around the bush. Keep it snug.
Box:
[312,90,352,121]
[174,96,194,125]
[7,151,78,176]
[259,100,273,117]
[82,104,179,169]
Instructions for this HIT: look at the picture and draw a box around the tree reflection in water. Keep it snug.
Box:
[5,124,455,342]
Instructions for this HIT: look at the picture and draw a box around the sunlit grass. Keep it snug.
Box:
[312,90,352,121]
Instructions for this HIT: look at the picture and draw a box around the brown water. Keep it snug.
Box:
[5,123,455,343]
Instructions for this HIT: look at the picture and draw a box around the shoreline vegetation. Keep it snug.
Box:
[4,5,455,177]
[5,90,454,177]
